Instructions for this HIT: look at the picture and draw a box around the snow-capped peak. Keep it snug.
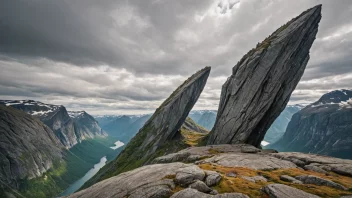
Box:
[68,111,85,118]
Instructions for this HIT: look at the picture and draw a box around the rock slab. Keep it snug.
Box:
[207,5,322,147]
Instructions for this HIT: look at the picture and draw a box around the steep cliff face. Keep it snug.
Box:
[0,105,64,192]
[269,90,352,159]
[0,100,106,148]
[81,67,210,189]
[68,111,107,140]
[207,5,322,147]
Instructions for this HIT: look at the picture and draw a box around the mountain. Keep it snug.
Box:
[97,114,152,142]
[188,110,217,130]
[81,66,211,189]
[269,89,352,159]
[0,100,106,148]
[263,105,304,144]
[68,111,107,139]
[0,105,64,196]
[207,5,322,147]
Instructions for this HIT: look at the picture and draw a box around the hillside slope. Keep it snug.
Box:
[269,89,352,159]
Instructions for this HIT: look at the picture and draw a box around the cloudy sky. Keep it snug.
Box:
[0,0,351,115]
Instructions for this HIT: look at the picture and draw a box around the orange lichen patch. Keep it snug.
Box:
[214,175,268,197]
[180,129,207,146]
[199,164,257,177]
[198,164,352,198]
[207,148,223,155]
[163,174,176,180]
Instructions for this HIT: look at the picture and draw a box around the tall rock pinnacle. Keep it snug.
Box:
[207,5,322,147]
[82,66,211,188]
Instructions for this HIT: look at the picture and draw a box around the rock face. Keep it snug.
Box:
[0,105,64,191]
[263,184,320,198]
[207,5,322,147]
[68,111,107,139]
[269,89,352,159]
[81,67,211,189]
[0,100,107,148]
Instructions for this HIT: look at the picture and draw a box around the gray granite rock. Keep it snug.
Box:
[270,152,352,175]
[241,145,261,153]
[226,172,237,178]
[263,184,320,198]
[207,5,322,147]
[199,153,297,170]
[205,170,222,186]
[190,180,213,193]
[170,188,249,198]
[67,163,190,198]
[295,175,348,190]
[175,165,206,186]
[241,176,267,183]
[280,175,302,184]
[170,188,210,198]
[304,164,327,174]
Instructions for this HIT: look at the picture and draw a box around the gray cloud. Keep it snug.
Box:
[0,0,351,114]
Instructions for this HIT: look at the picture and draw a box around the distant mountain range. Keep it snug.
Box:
[269,89,352,159]
[0,100,107,148]
[0,100,120,197]
[94,106,303,147]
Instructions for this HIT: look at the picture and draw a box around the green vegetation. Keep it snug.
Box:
[17,137,121,198]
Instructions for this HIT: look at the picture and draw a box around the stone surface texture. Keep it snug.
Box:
[263,184,320,198]
[207,5,322,147]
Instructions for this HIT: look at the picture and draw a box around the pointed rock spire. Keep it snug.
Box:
[207,5,322,147]
[82,66,211,188]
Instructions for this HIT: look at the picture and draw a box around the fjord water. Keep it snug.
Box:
[59,140,125,196]
[59,156,107,196]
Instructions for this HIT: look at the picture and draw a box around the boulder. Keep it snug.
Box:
[175,165,206,186]
[205,170,222,186]
[280,175,302,184]
[170,188,249,198]
[263,184,320,198]
[295,175,348,190]
[240,176,267,183]
[207,5,322,147]
[190,180,213,193]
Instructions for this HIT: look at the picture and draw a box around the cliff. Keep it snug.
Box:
[207,5,322,147]
[0,105,64,194]
[0,100,106,148]
[269,89,352,159]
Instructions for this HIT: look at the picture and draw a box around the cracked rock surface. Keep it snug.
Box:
[207,5,322,147]
[263,184,320,198]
